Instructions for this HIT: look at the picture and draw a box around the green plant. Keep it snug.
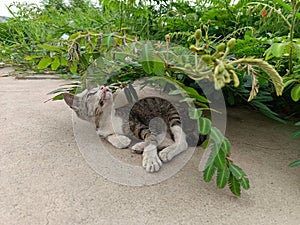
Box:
[49,25,284,196]
[249,1,300,75]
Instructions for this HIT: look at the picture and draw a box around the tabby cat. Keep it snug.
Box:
[63,85,204,172]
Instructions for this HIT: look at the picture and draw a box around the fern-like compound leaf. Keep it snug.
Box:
[239,177,250,190]
[203,162,216,182]
[216,167,230,189]
[214,148,226,169]
[228,173,241,196]
[229,164,247,179]
[221,138,231,155]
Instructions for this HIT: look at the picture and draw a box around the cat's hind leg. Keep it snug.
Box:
[159,125,188,162]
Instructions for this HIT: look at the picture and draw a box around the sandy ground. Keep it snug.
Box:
[0,77,299,225]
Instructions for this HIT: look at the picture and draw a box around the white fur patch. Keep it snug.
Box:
[96,128,111,138]
[131,141,147,153]
[107,134,131,149]
[159,125,188,162]
[142,147,162,173]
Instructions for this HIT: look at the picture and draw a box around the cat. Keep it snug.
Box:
[63,85,205,173]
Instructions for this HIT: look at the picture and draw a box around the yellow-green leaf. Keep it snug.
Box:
[25,55,42,60]
[291,84,300,102]
[189,107,202,120]
[60,56,68,66]
[37,57,53,69]
[70,61,78,74]
[51,56,60,70]
[199,117,211,135]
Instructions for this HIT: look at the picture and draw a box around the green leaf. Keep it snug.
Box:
[37,57,53,69]
[273,0,300,19]
[152,61,165,76]
[284,79,296,88]
[142,61,154,74]
[291,84,300,102]
[189,107,202,120]
[52,93,63,101]
[51,56,60,71]
[25,55,42,61]
[201,139,209,149]
[203,162,216,182]
[199,117,211,135]
[69,31,81,41]
[214,148,226,169]
[221,138,231,155]
[70,61,78,74]
[60,56,68,66]
[295,121,300,126]
[294,43,300,60]
[228,173,241,196]
[264,42,289,59]
[289,159,300,167]
[239,177,250,190]
[102,33,114,48]
[216,167,230,189]
[140,42,154,74]
[251,100,286,123]
[210,127,224,146]
[229,164,247,179]
[181,86,210,103]
[204,144,220,167]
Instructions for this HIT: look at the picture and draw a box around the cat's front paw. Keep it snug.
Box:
[159,147,175,162]
[131,142,146,154]
[107,134,131,149]
[159,142,188,162]
[142,145,162,173]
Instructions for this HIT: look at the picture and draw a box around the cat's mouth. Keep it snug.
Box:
[99,86,112,106]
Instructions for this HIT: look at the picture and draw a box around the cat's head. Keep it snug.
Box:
[63,85,113,122]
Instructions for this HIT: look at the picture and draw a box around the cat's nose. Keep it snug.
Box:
[100,86,111,92]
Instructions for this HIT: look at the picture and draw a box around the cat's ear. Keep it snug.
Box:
[63,93,80,111]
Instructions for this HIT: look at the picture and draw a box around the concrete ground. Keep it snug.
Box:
[0,76,299,225]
